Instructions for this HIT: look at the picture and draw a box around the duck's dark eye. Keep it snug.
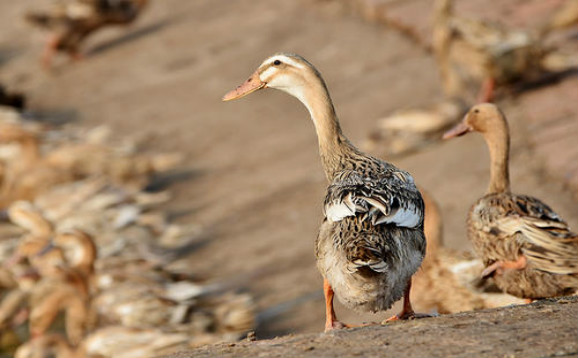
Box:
[474,109,479,113]
[273,60,282,66]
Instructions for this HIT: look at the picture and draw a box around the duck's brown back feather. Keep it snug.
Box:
[469,192,578,298]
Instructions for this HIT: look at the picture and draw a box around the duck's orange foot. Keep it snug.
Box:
[325,320,348,332]
[481,256,527,278]
[383,311,433,323]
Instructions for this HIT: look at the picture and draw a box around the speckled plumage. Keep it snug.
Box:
[316,149,425,313]
[223,53,427,328]
[445,103,578,300]
[469,193,578,299]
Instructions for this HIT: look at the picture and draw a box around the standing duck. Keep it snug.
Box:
[223,53,426,331]
[25,0,148,68]
[443,103,578,299]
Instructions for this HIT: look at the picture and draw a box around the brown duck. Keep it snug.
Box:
[433,0,543,103]
[223,53,426,331]
[25,0,148,68]
[412,189,525,313]
[443,103,578,299]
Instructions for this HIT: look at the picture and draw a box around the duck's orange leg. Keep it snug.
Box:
[42,34,60,69]
[384,279,430,322]
[481,255,527,278]
[477,77,496,103]
[323,279,348,332]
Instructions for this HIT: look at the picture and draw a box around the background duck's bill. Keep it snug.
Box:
[443,121,471,139]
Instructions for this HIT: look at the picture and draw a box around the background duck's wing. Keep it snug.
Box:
[493,195,578,275]
[323,169,424,230]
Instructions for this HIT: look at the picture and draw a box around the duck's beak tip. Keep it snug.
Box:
[442,121,471,140]
[222,70,266,102]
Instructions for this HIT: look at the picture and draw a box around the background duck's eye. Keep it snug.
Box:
[474,109,479,113]
[273,60,282,66]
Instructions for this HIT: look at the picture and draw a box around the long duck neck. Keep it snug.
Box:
[482,124,511,194]
[293,76,360,181]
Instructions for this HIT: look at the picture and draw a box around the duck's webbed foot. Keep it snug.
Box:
[481,255,527,278]
[325,319,348,331]
[383,278,433,324]
[384,310,432,322]
[323,279,369,332]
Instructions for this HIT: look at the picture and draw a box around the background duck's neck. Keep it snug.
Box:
[295,80,359,180]
[483,127,511,194]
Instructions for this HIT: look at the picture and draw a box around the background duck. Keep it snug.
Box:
[0,107,257,356]
[364,98,468,158]
[0,123,74,208]
[223,53,427,331]
[443,103,578,299]
[25,0,149,68]
[5,201,54,270]
[433,0,545,103]
[412,189,525,314]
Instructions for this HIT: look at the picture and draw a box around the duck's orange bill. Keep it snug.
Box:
[222,70,266,101]
[442,121,471,139]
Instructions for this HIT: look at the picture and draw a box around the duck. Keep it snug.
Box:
[411,189,525,313]
[28,270,90,346]
[5,201,54,268]
[0,125,74,208]
[443,103,578,299]
[364,97,467,157]
[52,230,97,280]
[5,203,95,344]
[223,53,426,331]
[25,0,149,68]
[433,0,544,103]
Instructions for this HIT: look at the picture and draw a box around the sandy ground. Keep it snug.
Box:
[0,0,577,343]
[163,296,578,358]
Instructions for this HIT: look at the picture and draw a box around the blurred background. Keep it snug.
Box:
[0,0,576,356]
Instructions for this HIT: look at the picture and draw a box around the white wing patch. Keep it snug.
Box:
[379,203,421,228]
[325,193,359,222]
[325,201,356,222]
[325,194,421,228]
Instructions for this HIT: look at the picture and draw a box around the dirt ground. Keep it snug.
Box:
[163,296,578,358]
[0,0,577,353]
